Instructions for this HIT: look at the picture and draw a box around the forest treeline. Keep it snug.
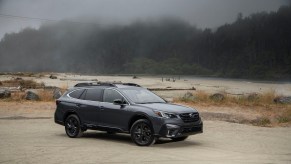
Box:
[0,5,290,79]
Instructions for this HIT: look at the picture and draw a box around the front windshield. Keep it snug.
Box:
[120,88,165,104]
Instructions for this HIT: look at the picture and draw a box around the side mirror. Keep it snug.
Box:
[113,99,125,105]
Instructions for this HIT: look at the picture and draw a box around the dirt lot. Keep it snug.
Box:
[0,102,291,163]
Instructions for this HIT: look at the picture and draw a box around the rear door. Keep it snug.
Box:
[77,88,103,125]
[99,89,131,130]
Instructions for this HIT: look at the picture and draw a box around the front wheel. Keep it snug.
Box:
[171,136,188,142]
[130,119,156,146]
[65,114,83,138]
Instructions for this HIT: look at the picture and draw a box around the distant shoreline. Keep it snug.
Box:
[2,72,290,84]
[1,72,290,96]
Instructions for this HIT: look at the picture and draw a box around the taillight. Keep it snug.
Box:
[56,100,61,106]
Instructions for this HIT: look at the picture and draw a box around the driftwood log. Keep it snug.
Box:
[148,87,196,91]
[59,78,98,81]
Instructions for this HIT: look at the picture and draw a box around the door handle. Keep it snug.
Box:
[100,106,104,110]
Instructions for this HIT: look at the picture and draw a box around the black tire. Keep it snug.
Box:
[130,119,156,146]
[171,136,188,142]
[65,114,83,138]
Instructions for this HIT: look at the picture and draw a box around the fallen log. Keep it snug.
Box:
[148,87,196,91]
[59,78,98,81]
[0,87,22,92]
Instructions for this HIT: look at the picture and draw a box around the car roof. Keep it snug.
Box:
[73,82,142,89]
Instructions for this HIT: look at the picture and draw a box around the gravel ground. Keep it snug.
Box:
[0,118,290,164]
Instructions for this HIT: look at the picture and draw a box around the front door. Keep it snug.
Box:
[99,89,130,130]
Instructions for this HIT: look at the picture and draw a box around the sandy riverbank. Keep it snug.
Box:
[1,73,290,99]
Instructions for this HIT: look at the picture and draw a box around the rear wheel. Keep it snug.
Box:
[171,136,188,142]
[65,114,83,138]
[130,119,156,146]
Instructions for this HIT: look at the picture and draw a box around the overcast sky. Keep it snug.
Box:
[0,0,289,39]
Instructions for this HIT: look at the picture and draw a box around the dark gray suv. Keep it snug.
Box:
[54,82,203,146]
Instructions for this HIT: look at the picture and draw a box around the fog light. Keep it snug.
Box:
[168,129,175,136]
[165,124,180,137]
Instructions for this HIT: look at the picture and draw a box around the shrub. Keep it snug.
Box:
[251,117,271,126]
[277,116,290,123]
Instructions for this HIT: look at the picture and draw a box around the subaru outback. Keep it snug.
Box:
[54,82,203,146]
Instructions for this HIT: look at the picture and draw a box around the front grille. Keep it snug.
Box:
[179,112,200,123]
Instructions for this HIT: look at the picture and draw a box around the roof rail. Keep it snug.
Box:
[74,82,114,87]
[74,82,141,87]
[120,83,141,87]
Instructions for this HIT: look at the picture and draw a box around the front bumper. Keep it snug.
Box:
[158,122,203,138]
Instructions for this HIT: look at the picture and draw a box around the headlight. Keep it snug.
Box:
[154,111,178,118]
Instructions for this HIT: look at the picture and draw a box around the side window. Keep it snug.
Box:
[103,89,124,103]
[84,89,103,101]
[69,89,84,99]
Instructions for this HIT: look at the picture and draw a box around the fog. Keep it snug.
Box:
[0,0,290,79]
[0,0,289,39]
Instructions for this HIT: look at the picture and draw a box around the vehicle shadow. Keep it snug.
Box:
[58,131,203,147]
[154,138,204,148]
[82,131,134,145]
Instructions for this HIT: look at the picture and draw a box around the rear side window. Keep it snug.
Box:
[84,88,103,101]
[103,89,124,103]
[68,89,85,99]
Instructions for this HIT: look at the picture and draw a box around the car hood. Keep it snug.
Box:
[134,103,197,113]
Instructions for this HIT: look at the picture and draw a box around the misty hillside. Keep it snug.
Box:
[0,5,290,79]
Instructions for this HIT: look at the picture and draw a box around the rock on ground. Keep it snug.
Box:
[49,75,57,79]
[25,91,40,100]
[274,96,291,104]
[182,92,195,101]
[0,89,11,99]
[210,93,225,101]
